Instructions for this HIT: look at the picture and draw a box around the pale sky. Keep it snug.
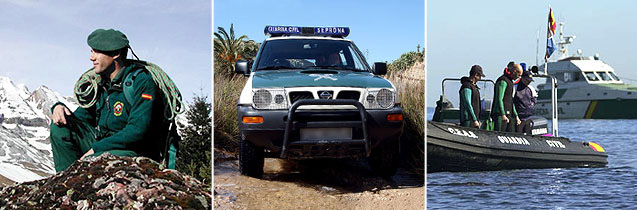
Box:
[0,0,211,102]
[214,0,425,67]
[428,0,637,106]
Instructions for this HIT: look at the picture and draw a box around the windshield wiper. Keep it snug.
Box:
[256,65,298,70]
[309,65,365,72]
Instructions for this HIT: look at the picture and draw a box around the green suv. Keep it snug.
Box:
[235,26,404,178]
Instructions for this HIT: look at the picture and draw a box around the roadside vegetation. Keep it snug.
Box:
[213,24,258,154]
[387,49,425,176]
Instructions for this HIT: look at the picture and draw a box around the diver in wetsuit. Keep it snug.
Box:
[491,62,522,132]
[459,65,485,128]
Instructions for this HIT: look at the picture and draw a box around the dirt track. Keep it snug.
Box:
[213,153,423,210]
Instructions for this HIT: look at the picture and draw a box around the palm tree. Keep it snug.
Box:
[214,24,248,71]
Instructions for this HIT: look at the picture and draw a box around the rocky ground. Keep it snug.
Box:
[213,150,424,210]
[0,154,211,209]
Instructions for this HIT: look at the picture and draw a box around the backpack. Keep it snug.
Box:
[123,61,182,169]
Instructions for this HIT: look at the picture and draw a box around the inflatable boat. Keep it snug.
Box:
[427,121,607,172]
[428,78,608,172]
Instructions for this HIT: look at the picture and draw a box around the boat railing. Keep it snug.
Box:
[533,74,559,136]
[441,78,495,110]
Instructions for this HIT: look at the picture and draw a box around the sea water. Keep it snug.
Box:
[426,108,637,209]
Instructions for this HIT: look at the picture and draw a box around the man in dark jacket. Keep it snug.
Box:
[491,62,522,132]
[50,29,168,172]
[459,65,485,128]
[513,70,537,134]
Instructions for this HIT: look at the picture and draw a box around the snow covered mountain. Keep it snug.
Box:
[0,76,77,186]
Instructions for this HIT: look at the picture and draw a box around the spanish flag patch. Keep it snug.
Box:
[141,94,153,100]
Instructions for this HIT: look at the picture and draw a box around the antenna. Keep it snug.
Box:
[536,28,540,66]
[557,22,576,59]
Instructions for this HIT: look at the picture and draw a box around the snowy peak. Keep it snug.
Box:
[0,76,78,185]
[0,76,44,123]
[26,85,78,119]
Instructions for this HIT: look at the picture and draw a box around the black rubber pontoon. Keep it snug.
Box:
[427,121,608,172]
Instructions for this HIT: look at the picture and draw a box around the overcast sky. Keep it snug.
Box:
[214,0,425,66]
[428,0,637,106]
[0,0,211,102]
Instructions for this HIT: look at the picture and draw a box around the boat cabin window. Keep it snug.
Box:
[584,71,600,81]
[609,71,621,81]
[563,72,581,82]
[597,71,613,81]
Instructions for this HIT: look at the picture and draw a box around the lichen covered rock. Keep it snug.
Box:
[0,153,211,209]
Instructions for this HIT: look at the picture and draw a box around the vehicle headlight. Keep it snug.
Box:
[364,88,395,109]
[252,89,288,109]
[377,89,394,108]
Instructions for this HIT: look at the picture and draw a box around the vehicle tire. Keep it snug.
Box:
[368,139,399,178]
[239,134,264,178]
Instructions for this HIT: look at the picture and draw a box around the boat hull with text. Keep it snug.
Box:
[427,121,607,172]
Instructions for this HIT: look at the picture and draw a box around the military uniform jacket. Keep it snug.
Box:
[55,63,166,159]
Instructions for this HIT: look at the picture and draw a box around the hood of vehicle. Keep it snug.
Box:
[251,69,393,88]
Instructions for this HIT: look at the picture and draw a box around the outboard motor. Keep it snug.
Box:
[528,115,549,135]
[432,95,454,122]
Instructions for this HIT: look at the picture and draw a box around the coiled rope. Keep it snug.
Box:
[142,61,185,121]
[74,69,101,108]
[73,60,185,121]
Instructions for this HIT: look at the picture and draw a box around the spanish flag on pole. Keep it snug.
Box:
[545,6,557,60]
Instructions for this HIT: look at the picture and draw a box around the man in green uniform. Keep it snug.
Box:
[50,29,167,172]
[459,65,485,128]
[491,62,522,132]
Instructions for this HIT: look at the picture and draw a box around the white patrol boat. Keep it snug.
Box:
[535,23,637,119]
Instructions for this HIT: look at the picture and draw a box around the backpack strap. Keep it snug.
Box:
[165,121,180,169]
[122,67,144,106]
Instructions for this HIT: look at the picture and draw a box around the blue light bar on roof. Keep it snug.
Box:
[264,26,350,37]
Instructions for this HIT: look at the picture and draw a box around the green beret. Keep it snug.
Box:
[87,29,129,51]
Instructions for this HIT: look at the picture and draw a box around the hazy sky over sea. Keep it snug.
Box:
[428,0,637,106]
[0,0,210,101]
[214,0,425,67]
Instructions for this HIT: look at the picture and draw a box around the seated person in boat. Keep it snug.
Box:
[459,65,485,128]
[491,62,522,132]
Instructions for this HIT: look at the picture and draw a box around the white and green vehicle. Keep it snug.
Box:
[235,26,404,178]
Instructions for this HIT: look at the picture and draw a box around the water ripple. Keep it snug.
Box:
[428,119,637,209]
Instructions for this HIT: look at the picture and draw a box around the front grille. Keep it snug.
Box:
[317,90,334,99]
[336,91,360,100]
[289,91,314,104]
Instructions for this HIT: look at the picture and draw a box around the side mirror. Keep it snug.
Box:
[372,62,387,75]
[235,60,250,76]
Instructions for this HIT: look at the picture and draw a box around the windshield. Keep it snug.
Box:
[442,79,494,111]
[609,71,621,81]
[597,71,613,81]
[584,71,599,81]
[255,39,370,71]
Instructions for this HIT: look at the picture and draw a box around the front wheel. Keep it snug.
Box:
[368,139,399,178]
[239,134,264,178]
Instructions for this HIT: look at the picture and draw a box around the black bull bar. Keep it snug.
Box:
[280,99,370,158]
